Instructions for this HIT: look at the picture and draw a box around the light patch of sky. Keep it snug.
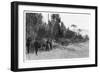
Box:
[42,13,49,23]
[42,12,90,36]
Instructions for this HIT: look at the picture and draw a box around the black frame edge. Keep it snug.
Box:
[11,2,18,72]
[95,7,98,66]
[12,1,97,9]
[11,1,98,72]
[12,64,97,72]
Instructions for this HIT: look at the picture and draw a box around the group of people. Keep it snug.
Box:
[26,37,52,55]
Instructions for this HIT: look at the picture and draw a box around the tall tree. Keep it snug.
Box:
[26,13,43,40]
[50,14,61,40]
[60,22,66,37]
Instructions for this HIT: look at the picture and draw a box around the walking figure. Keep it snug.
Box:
[34,41,41,55]
[26,37,32,54]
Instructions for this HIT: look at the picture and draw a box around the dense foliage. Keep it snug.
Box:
[26,13,89,45]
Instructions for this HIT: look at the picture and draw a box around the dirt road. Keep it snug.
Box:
[26,41,89,60]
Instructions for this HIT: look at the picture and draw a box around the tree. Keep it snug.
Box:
[84,35,89,41]
[26,13,43,40]
[65,29,76,39]
[37,25,46,39]
[50,14,61,40]
[60,22,66,37]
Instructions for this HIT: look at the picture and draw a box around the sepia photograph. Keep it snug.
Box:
[25,11,90,60]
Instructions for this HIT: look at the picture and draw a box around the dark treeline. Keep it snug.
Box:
[26,13,89,54]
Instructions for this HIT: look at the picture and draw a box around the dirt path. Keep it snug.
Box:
[26,41,89,60]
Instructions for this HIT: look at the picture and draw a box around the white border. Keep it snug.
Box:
[18,5,96,68]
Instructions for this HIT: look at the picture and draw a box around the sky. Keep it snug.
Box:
[42,12,90,36]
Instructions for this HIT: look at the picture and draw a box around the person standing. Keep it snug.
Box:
[26,37,32,54]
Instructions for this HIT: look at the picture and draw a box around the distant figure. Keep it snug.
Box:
[26,37,32,54]
[34,41,41,55]
[46,39,52,51]
[42,43,46,51]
